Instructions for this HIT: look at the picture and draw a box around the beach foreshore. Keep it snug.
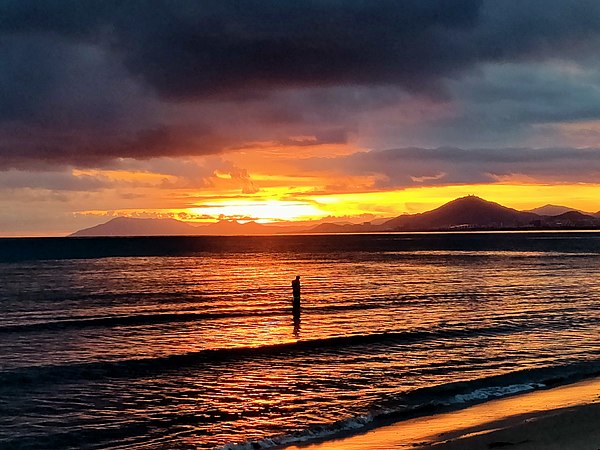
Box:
[285,376,600,450]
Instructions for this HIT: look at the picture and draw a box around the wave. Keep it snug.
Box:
[0,310,281,334]
[2,320,598,388]
[217,360,600,450]
[0,329,442,386]
[3,299,597,334]
[0,302,389,334]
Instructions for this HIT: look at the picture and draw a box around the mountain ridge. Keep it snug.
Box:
[70,196,600,236]
[71,217,199,236]
[381,195,538,231]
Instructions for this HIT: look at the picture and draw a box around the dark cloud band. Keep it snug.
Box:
[0,0,482,98]
[3,1,600,167]
[308,147,600,188]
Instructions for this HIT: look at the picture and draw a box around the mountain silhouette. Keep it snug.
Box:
[70,196,600,236]
[198,220,283,235]
[307,222,379,233]
[70,217,304,236]
[382,195,538,230]
[70,217,198,236]
[542,211,599,227]
[525,204,582,216]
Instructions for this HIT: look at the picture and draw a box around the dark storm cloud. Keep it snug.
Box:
[0,123,228,170]
[4,0,600,99]
[3,1,600,168]
[0,0,482,98]
[432,62,600,146]
[306,147,600,188]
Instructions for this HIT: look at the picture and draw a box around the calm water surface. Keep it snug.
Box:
[0,232,599,449]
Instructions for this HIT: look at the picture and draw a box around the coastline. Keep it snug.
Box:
[284,376,600,450]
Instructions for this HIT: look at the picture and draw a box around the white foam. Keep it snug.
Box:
[451,383,545,404]
[219,383,548,450]
[218,413,378,450]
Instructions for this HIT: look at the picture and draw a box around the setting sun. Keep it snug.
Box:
[189,200,328,222]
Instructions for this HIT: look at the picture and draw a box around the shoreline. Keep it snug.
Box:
[284,376,600,450]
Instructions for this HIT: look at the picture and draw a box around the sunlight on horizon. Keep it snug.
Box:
[189,200,329,223]
[69,182,600,228]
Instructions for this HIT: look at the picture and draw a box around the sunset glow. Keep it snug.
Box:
[189,200,328,223]
[2,1,600,236]
[69,181,600,229]
[4,3,600,450]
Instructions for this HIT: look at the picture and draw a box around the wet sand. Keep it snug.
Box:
[425,402,600,449]
[286,376,600,450]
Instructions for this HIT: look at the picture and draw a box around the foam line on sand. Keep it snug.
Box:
[284,376,600,450]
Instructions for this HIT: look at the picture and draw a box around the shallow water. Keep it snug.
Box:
[0,232,599,449]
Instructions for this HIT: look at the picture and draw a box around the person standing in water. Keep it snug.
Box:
[292,275,301,313]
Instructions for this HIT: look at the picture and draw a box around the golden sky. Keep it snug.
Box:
[2,2,600,235]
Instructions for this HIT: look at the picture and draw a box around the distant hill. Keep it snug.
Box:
[382,195,539,230]
[70,217,199,236]
[525,204,592,216]
[196,220,306,235]
[542,211,600,227]
[307,222,379,233]
[71,196,600,236]
[306,196,600,233]
[70,217,307,236]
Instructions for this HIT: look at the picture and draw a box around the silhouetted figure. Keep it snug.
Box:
[292,275,301,314]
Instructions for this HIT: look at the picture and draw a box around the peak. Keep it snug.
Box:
[442,196,499,209]
[437,196,491,208]
[453,195,487,203]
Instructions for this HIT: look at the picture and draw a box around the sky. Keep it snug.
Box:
[2,0,600,235]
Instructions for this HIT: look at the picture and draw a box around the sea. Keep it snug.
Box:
[0,232,599,449]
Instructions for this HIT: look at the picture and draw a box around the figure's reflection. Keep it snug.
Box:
[292,310,301,337]
[291,275,302,337]
[292,275,301,309]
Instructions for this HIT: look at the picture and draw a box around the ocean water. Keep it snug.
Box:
[0,232,599,449]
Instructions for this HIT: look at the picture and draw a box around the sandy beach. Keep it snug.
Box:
[286,376,600,450]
